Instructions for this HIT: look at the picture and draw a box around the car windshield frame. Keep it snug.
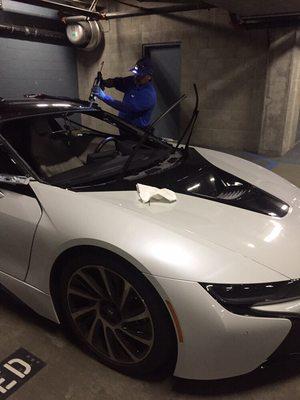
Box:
[0,108,179,188]
[0,132,40,181]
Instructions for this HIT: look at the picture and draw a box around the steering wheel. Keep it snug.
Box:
[94,136,118,154]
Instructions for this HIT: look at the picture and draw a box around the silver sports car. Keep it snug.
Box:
[0,94,299,380]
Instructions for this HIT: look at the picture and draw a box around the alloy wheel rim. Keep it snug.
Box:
[67,265,154,364]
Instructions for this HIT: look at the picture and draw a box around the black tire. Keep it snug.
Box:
[57,250,177,377]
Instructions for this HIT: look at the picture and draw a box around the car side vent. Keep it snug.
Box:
[217,187,248,200]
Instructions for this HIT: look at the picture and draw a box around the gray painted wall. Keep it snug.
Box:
[0,0,78,99]
[0,38,78,99]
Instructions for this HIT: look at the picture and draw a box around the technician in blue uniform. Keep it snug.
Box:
[93,58,157,131]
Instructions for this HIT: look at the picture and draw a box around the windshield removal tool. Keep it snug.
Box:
[89,60,104,107]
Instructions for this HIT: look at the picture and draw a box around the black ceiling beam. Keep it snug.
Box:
[11,0,103,19]
[136,0,206,2]
[104,2,215,19]
[241,12,300,21]
[230,12,300,30]
[242,17,300,29]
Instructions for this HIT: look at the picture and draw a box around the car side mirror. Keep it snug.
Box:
[0,174,31,186]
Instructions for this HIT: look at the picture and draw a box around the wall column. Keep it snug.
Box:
[259,28,300,156]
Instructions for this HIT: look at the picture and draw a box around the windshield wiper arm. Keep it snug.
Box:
[121,126,155,177]
[150,94,187,129]
[121,95,187,176]
[65,117,109,137]
[175,84,199,153]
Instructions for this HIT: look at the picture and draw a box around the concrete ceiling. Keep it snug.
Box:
[205,0,300,16]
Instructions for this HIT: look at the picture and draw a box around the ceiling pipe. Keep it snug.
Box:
[0,22,69,45]
[11,0,103,20]
[58,0,103,10]
[0,9,64,31]
[103,2,215,19]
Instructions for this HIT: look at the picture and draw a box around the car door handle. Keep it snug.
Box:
[0,191,5,199]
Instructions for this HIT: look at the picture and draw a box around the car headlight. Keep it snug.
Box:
[200,280,300,314]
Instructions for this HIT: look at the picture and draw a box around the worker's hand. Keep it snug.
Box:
[93,87,109,101]
[103,78,115,88]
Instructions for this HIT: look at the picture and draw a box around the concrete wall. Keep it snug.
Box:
[77,8,269,152]
[259,28,300,156]
[282,29,300,153]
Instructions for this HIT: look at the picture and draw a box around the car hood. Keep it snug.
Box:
[83,148,300,281]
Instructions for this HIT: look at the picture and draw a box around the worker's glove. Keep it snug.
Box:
[93,87,110,101]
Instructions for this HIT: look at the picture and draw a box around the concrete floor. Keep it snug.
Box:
[4,290,300,400]
[231,141,300,187]
[2,142,300,400]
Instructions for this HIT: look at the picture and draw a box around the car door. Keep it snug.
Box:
[0,147,42,280]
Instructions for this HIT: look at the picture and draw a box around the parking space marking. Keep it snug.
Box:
[0,348,46,399]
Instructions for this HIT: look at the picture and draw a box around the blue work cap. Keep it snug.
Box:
[129,58,154,76]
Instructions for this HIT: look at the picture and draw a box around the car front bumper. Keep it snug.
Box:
[151,275,297,380]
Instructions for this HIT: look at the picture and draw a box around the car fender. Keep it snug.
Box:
[27,181,287,296]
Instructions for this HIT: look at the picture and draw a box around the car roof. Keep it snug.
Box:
[0,98,95,123]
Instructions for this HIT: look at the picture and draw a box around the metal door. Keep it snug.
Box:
[144,43,181,139]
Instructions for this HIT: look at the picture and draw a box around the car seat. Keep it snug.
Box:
[30,118,84,178]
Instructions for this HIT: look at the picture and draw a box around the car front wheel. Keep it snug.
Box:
[58,251,177,377]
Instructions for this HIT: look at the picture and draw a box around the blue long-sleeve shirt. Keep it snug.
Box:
[102,76,157,129]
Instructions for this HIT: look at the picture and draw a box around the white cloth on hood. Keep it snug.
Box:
[136,183,177,204]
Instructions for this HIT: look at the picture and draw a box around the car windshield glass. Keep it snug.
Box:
[0,111,174,187]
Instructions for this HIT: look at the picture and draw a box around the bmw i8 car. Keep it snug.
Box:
[0,93,299,381]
